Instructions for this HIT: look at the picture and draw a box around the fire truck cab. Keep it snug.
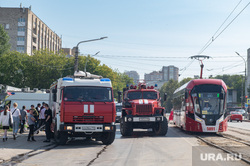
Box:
[119,83,168,136]
[50,71,116,145]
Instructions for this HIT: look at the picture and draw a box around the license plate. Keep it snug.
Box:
[139,117,150,121]
[82,126,96,130]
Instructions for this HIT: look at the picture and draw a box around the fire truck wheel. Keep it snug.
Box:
[120,118,133,136]
[101,131,116,145]
[54,125,68,145]
[153,117,168,136]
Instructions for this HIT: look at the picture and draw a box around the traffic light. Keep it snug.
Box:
[245,96,248,99]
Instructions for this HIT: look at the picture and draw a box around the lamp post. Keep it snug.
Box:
[74,37,107,72]
[235,52,246,109]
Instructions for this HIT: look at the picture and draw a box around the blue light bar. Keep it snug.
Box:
[62,77,74,81]
[100,78,111,82]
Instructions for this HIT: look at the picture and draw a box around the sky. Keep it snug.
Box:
[1,0,250,81]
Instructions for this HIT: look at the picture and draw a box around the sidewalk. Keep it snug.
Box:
[0,129,52,164]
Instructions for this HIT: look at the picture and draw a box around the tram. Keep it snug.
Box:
[172,79,228,132]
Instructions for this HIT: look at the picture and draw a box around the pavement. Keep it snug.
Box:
[0,129,53,164]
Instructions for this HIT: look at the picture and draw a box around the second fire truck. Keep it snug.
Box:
[119,83,168,136]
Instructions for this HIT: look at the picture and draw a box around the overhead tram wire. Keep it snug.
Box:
[199,1,250,54]
[198,0,243,54]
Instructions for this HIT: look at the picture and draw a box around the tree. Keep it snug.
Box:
[160,79,179,112]
[0,25,11,55]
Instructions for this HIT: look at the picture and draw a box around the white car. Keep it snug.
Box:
[116,103,122,122]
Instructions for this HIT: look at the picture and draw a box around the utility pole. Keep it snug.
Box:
[74,37,107,72]
[235,52,247,109]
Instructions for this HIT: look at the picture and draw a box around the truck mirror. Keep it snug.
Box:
[164,93,167,101]
[185,91,188,99]
[125,97,129,101]
[118,91,122,103]
[52,89,57,93]
[219,93,224,99]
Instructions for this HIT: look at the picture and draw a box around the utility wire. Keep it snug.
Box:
[199,1,250,54]
[198,0,243,54]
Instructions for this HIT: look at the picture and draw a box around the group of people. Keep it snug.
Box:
[0,102,53,142]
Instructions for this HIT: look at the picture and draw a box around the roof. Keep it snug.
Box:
[174,79,227,94]
[58,77,112,88]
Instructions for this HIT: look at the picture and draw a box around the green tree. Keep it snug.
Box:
[160,79,179,112]
[0,25,11,55]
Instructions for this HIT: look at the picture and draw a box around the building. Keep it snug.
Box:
[144,65,179,89]
[162,65,179,81]
[144,65,179,83]
[0,6,62,55]
[124,71,140,84]
[144,71,163,82]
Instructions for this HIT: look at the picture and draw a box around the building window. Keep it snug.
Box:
[18,27,25,32]
[17,46,25,53]
[18,18,26,22]
[5,24,9,30]
[17,37,25,41]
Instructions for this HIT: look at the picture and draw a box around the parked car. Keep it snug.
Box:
[235,109,246,116]
[229,111,243,122]
[115,103,122,123]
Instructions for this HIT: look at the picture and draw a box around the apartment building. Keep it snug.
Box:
[0,6,62,55]
[124,71,140,84]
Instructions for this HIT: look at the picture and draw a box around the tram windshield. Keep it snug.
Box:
[191,85,225,115]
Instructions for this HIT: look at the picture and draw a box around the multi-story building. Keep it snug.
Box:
[144,65,179,83]
[144,71,163,82]
[124,71,140,84]
[162,65,179,81]
[0,6,62,55]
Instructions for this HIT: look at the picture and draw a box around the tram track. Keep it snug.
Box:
[196,134,250,165]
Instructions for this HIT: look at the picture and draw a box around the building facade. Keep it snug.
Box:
[0,6,62,55]
[144,65,179,83]
[124,71,140,84]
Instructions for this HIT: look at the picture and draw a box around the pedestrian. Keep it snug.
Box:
[10,103,21,140]
[36,103,41,114]
[43,103,52,142]
[27,109,36,142]
[0,106,13,141]
[30,105,39,130]
[39,104,46,128]
[19,105,28,134]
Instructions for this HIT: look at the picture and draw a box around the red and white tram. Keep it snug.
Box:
[172,79,228,132]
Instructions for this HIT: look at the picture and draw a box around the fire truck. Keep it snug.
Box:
[50,71,116,145]
[119,83,168,136]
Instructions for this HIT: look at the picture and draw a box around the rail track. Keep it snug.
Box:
[196,133,250,164]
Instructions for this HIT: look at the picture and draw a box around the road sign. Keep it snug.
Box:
[247,98,250,105]
[245,103,248,108]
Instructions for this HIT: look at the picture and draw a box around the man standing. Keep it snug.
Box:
[27,109,36,142]
[30,105,39,131]
[44,104,52,142]
[19,105,28,134]
[11,103,21,140]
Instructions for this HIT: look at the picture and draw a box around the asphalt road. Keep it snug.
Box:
[228,121,250,131]
[9,124,247,166]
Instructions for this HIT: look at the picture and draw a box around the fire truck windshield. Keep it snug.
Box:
[63,86,113,102]
[127,91,157,100]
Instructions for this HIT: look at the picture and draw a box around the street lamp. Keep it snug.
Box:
[74,37,107,72]
[235,52,246,108]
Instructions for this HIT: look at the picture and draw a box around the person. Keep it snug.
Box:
[30,105,39,130]
[10,103,21,140]
[19,105,28,134]
[39,104,46,128]
[0,106,13,141]
[27,109,36,142]
[203,103,210,111]
[44,103,52,142]
[36,103,41,114]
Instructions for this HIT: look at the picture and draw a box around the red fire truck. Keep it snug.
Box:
[119,83,168,136]
[50,71,116,145]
